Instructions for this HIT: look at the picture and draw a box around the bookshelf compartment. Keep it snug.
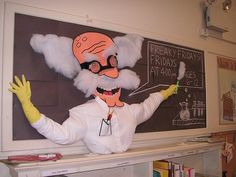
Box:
[51,162,152,177]
[167,149,221,177]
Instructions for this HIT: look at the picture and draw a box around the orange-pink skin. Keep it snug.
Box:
[72,32,124,107]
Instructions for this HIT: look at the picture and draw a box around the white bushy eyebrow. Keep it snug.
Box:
[102,44,118,59]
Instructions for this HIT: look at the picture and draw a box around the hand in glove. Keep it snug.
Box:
[9,75,41,124]
[160,84,177,100]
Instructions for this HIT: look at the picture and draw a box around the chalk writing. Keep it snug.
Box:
[130,40,204,96]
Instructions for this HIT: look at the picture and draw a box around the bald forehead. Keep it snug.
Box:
[73,32,113,63]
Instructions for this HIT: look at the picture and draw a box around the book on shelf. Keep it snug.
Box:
[153,160,171,170]
[172,162,183,177]
[153,167,169,177]
[153,170,161,177]
[153,160,195,177]
[184,167,195,177]
[153,160,171,177]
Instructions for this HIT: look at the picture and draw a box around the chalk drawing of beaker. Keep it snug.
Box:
[179,102,190,120]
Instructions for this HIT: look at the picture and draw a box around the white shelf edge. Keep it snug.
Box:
[9,142,223,176]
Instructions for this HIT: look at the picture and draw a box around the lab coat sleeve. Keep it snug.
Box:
[129,92,164,125]
[31,111,87,145]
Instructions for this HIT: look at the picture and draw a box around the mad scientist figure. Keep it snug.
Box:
[9,32,177,154]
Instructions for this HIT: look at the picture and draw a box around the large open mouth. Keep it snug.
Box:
[96,87,120,96]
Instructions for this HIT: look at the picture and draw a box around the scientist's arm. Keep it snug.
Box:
[9,75,86,144]
[130,85,177,125]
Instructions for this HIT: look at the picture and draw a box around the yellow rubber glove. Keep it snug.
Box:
[160,84,177,100]
[9,75,41,124]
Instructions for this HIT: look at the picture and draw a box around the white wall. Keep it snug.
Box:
[3,0,235,51]
[0,0,4,158]
[0,0,236,157]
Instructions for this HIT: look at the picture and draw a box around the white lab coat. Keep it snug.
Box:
[32,92,164,154]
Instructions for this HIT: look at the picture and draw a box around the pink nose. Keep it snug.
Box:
[99,68,119,78]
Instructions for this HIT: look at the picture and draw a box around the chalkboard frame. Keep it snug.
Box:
[1,2,207,156]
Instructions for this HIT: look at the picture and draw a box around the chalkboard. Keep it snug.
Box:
[12,13,206,140]
[133,40,206,132]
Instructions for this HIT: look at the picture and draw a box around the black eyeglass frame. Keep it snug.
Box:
[80,55,118,74]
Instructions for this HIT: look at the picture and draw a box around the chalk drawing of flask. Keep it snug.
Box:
[179,102,190,120]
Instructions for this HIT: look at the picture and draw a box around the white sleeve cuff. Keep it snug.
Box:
[31,114,46,129]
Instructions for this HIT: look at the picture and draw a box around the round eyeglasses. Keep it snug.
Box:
[80,55,118,74]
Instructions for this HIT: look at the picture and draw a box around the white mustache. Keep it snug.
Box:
[73,69,140,97]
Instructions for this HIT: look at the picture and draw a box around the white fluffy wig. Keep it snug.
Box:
[30,33,144,97]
